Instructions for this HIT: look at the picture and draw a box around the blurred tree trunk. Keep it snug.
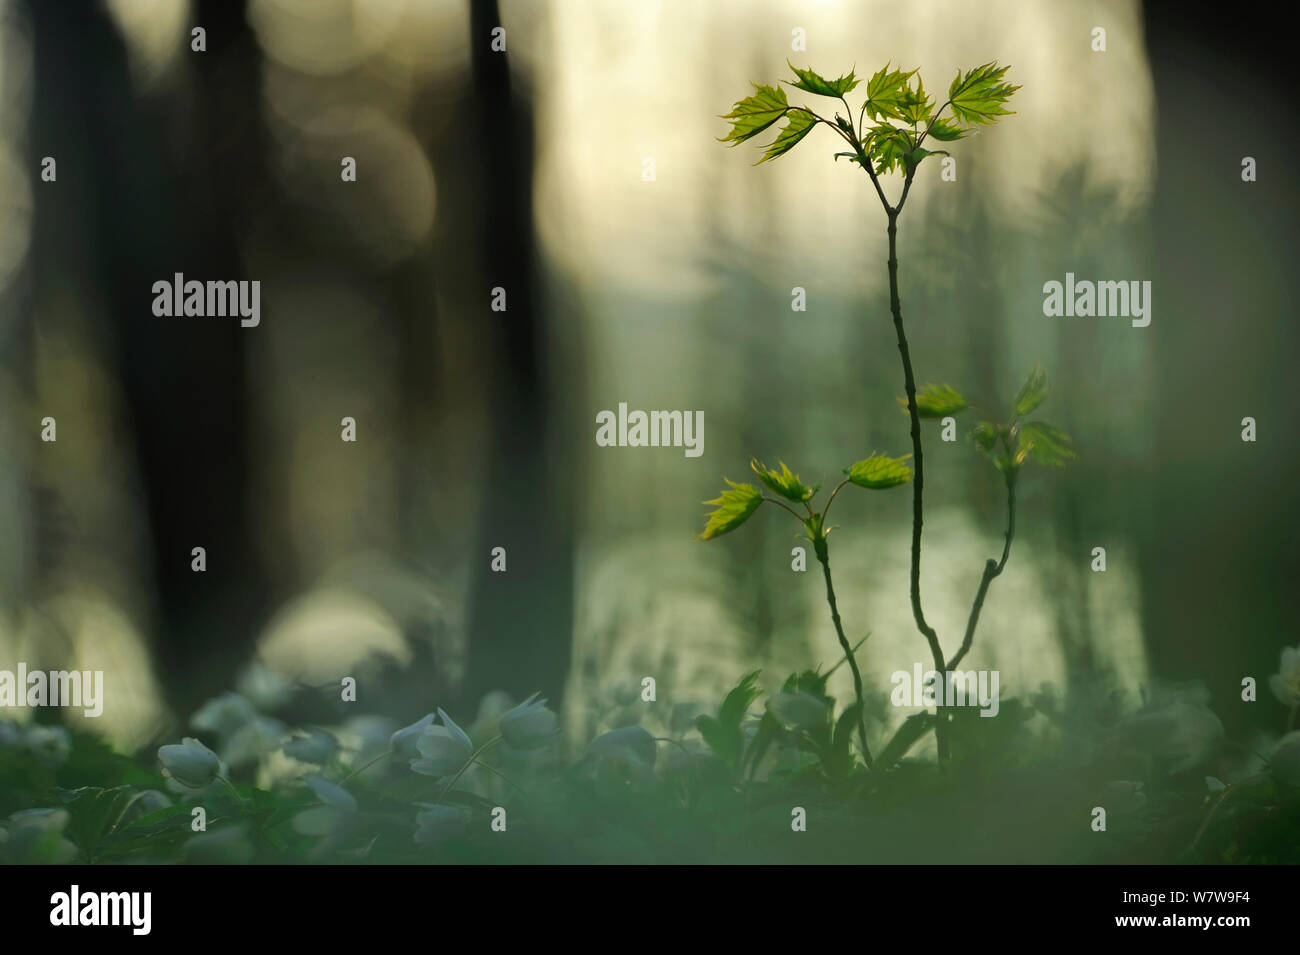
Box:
[26,0,268,717]
[1140,0,1300,731]
[459,0,574,705]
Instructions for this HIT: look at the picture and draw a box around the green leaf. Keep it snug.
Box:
[971,421,998,453]
[699,479,762,540]
[1017,421,1076,467]
[694,716,730,765]
[900,382,968,418]
[897,74,934,125]
[863,63,915,121]
[845,452,914,489]
[907,146,946,169]
[741,712,782,780]
[757,108,818,163]
[786,62,859,97]
[926,117,966,141]
[785,668,833,699]
[867,124,912,175]
[59,785,136,853]
[719,83,790,145]
[750,459,818,502]
[801,514,824,543]
[877,712,934,768]
[1013,364,1048,416]
[720,670,763,728]
[948,61,1020,126]
[696,671,763,768]
[828,701,863,777]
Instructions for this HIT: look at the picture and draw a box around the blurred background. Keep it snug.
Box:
[0,0,1295,762]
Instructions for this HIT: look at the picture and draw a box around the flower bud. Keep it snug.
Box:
[158,737,223,789]
[389,713,435,758]
[411,709,473,777]
[284,728,340,765]
[499,693,558,751]
[586,726,657,770]
[1269,645,1300,706]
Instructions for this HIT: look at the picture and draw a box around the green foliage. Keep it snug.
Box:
[695,671,762,769]
[876,712,935,769]
[968,366,1076,478]
[844,452,914,489]
[698,479,762,540]
[1012,363,1049,416]
[751,459,818,502]
[863,63,916,122]
[718,83,791,145]
[1016,421,1076,468]
[926,117,966,141]
[4,665,1298,864]
[897,74,934,125]
[866,124,913,175]
[903,382,968,418]
[720,60,1017,172]
[700,451,911,543]
[758,108,818,164]
[786,62,859,97]
[948,61,1021,126]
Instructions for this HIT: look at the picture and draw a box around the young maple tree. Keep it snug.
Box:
[704,63,1075,766]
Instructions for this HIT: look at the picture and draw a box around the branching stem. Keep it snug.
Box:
[882,190,949,762]
[949,474,1017,670]
[813,536,874,769]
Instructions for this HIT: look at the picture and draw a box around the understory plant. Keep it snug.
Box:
[709,61,1076,765]
[5,655,1300,864]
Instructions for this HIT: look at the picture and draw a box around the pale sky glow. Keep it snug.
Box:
[530,0,1155,299]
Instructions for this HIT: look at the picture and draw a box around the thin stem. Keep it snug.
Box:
[1188,783,1237,855]
[917,100,953,147]
[824,633,871,678]
[895,167,917,214]
[435,736,503,804]
[813,536,873,769]
[800,107,857,153]
[762,496,806,522]
[838,95,856,140]
[883,194,948,763]
[474,757,526,796]
[821,478,852,522]
[948,474,1017,670]
[217,773,250,807]
[338,748,392,784]
[832,112,893,215]
[862,152,893,214]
